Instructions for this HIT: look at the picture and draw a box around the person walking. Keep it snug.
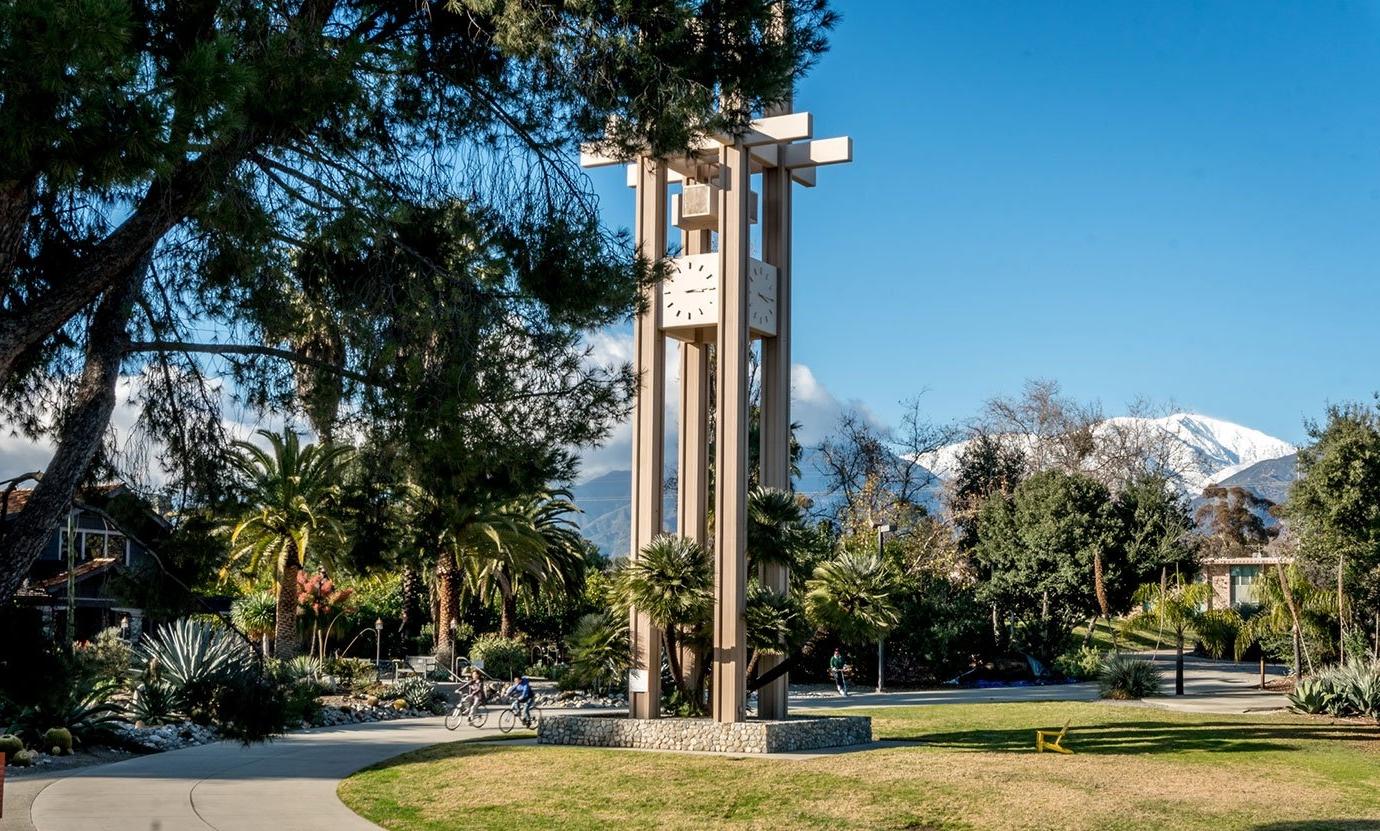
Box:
[830,647,849,697]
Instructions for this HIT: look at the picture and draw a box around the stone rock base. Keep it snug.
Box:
[537,714,872,754]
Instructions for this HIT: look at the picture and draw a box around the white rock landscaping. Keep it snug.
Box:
[538,714,873,754]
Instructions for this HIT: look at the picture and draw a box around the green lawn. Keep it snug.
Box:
[339,702,1380,831]
[1073,618,1184,652]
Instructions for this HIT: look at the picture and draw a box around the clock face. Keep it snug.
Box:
[748,260,778,336]
[663,256,716,324]
[660,253,777,339]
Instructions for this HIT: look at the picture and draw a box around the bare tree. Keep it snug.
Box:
[815,398,957,531]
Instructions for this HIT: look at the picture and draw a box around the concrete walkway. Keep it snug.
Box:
[795,653,1289,715]
[24,716,485,831]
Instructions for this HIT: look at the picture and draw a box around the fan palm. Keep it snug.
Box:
[749,547,903,694]
[222,429,353,659]
[1127,575,1212,695]
[405,487,533,661]
[747,486,812,571]
[1236,562,1336,677]
[804,547,902,646]
[745,579,806,678]
[618,534,713,698]
[466,489,587,639]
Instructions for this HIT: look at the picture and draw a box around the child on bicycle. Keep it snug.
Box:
[462,667,486,718]
[506,675,535,723]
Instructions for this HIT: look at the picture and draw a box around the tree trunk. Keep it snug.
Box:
[1292,627,1303,678]
[0,277,136,605]
[1175,631,1185,696]
[0,138,255,386]
[262,631,272,659]
[400,565,422,641]
[664,628,687,698]
[275,559,302,659]
[499,587,518,640]
[691,645,710,711]
[434,550,459,664]
[1275,561,1312,675]
[1337,552,1346,664]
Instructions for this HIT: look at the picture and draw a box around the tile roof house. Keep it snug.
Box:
[3,481,164,641]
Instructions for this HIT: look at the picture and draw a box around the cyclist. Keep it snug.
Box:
[462,667,486,719]
[506,675,536,724]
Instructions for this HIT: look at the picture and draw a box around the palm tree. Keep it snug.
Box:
[805,547,902,647]
[745,579,804,679]
[1236,562,1336,680]
[467,490,586,639]
[747,486,813,571]
[405,489,531,662]
[1127,575,1212,695]
[618,534,714,703]
[223,429,353,659]
[750,546,903,694]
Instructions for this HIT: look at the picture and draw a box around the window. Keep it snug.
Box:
[56,529,130,563]
[1230,565,1260,607]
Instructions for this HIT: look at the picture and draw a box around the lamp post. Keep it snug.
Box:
[374,618,383,667]
[875,523,893,694]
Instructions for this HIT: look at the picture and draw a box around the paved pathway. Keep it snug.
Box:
[24,716,485,831]
[10,657,1290,831]
[795,654,1289,715]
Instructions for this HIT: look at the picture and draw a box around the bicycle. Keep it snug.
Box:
[497,696,542,733]
[444,695,490,730]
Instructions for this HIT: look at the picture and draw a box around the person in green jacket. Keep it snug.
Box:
[829,648,848,696]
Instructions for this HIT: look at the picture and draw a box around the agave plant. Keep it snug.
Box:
[1097,655,1163,700]
[279,655,324,686]
[1289,676,1335,715]
[138,618,254,701]
[16,679,124,743]
[128,680,178,726]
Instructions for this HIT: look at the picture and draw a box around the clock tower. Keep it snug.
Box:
[581,100,852,724]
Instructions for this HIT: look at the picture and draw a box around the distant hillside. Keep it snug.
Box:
[569,445,940,557]
[1211,452,1297,506]
[572,415,1300,556]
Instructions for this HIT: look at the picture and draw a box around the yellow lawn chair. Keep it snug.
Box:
[1036,720,1073,754]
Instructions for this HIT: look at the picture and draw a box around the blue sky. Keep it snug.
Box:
[584,0,1380,448]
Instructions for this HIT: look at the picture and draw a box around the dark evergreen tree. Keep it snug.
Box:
[0,0,838,603]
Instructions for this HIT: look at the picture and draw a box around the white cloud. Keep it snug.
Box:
[1,375,294,489]
[571,331,863,482]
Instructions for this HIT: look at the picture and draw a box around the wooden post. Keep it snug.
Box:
[757,155,793,720]
[678,226,711,702]
[712,142,751,724]
[629,156,667,719]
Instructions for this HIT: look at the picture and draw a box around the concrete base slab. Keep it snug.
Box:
[538,714,872,754]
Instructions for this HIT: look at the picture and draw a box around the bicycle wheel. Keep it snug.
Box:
[444,705,465,731]
[497,708,516,733]
[525,708,542,731]
[467,706,489,729]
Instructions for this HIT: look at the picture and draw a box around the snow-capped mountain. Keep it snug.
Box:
[572,413,1297,556]
[918,412,1296,496]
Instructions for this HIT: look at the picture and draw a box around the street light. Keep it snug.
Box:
[875,523,893,694]
[374,618,384,667]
